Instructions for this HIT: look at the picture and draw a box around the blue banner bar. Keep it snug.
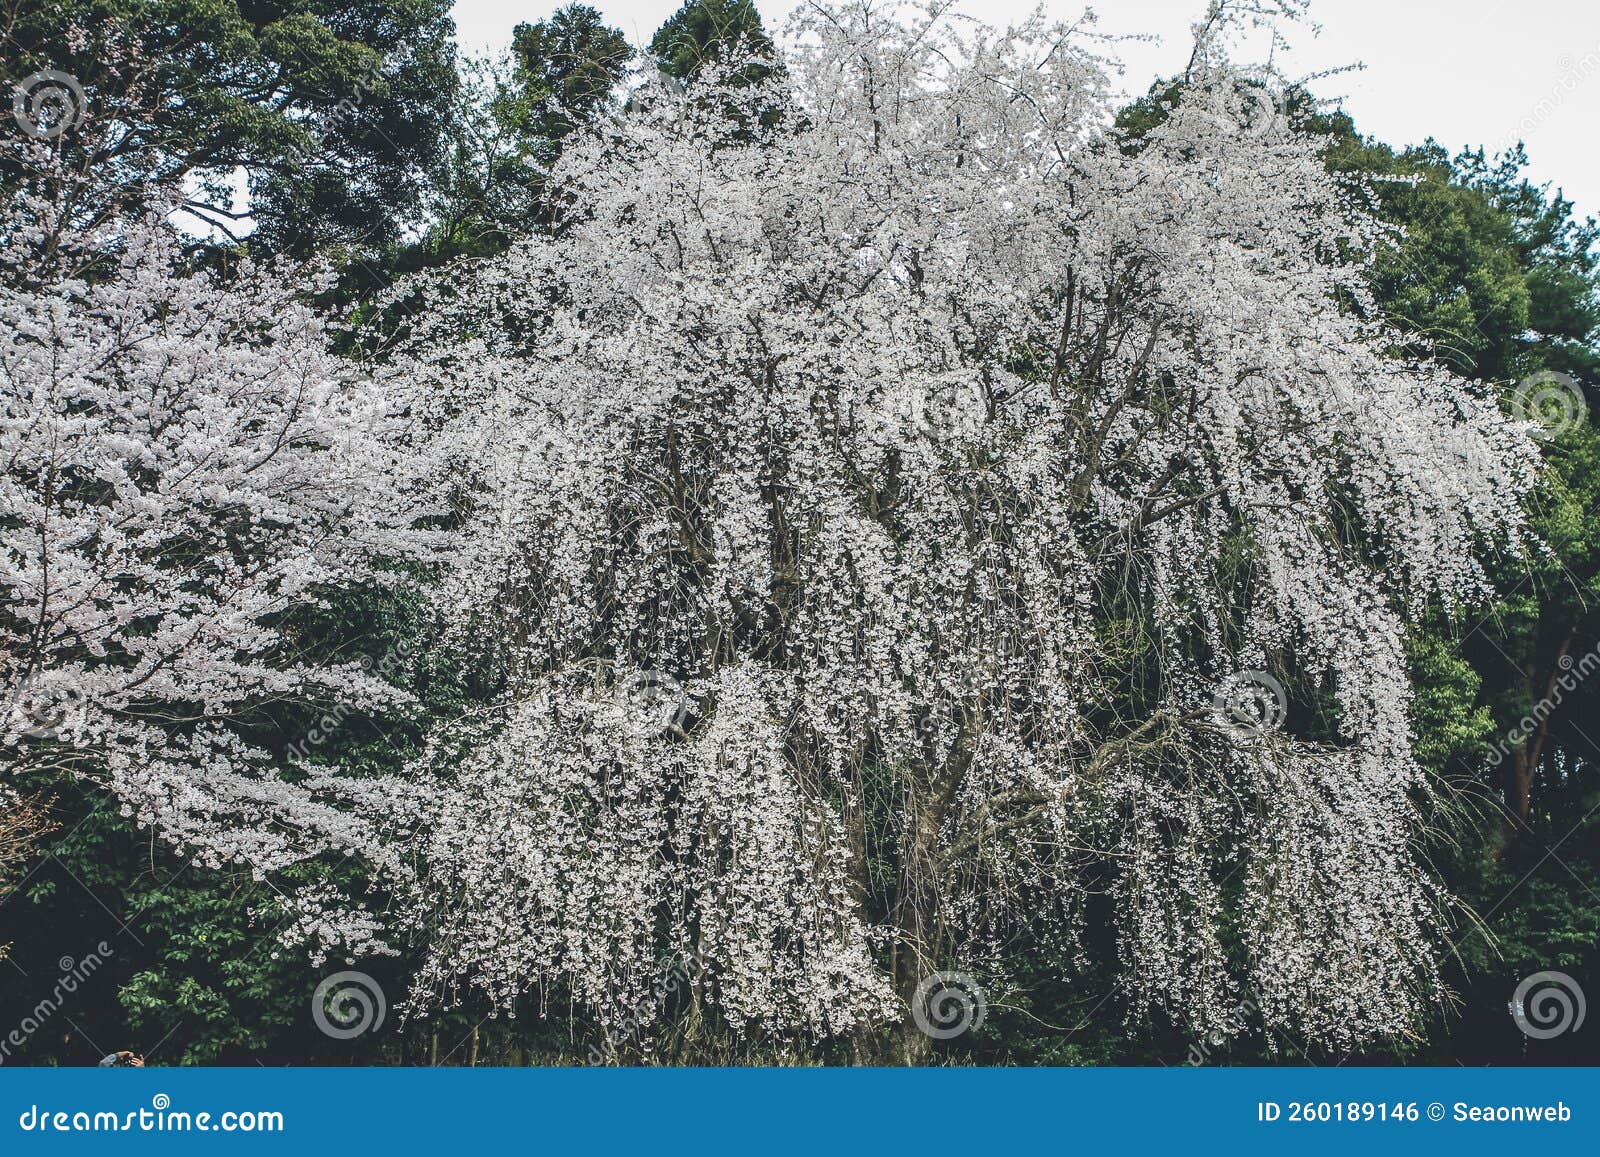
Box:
[1,1067,1595,1154]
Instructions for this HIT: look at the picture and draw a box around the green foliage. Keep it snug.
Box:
[1109,77,1598,1065]
[370,5,632,279]
[26,797,349,1064]
[1406,632,1496,775]
[4,14,1597,1068]
[0,577,492,1065]
[1314,120,1599,384]
[1,0,458,258]
[512,5,633,144]
[649,0,777,85]
[1309,104,1599,1068]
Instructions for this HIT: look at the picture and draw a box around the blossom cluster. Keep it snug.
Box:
[1,1,1540,1050]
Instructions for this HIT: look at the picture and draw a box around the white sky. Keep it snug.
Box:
[452,0,1600,220]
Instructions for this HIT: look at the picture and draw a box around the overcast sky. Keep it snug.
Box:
[452,0,1600,219]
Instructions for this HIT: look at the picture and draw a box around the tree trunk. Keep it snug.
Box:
[1501,628,1577,854]
[1505,742,1536,848]
[891,767,963,1066]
